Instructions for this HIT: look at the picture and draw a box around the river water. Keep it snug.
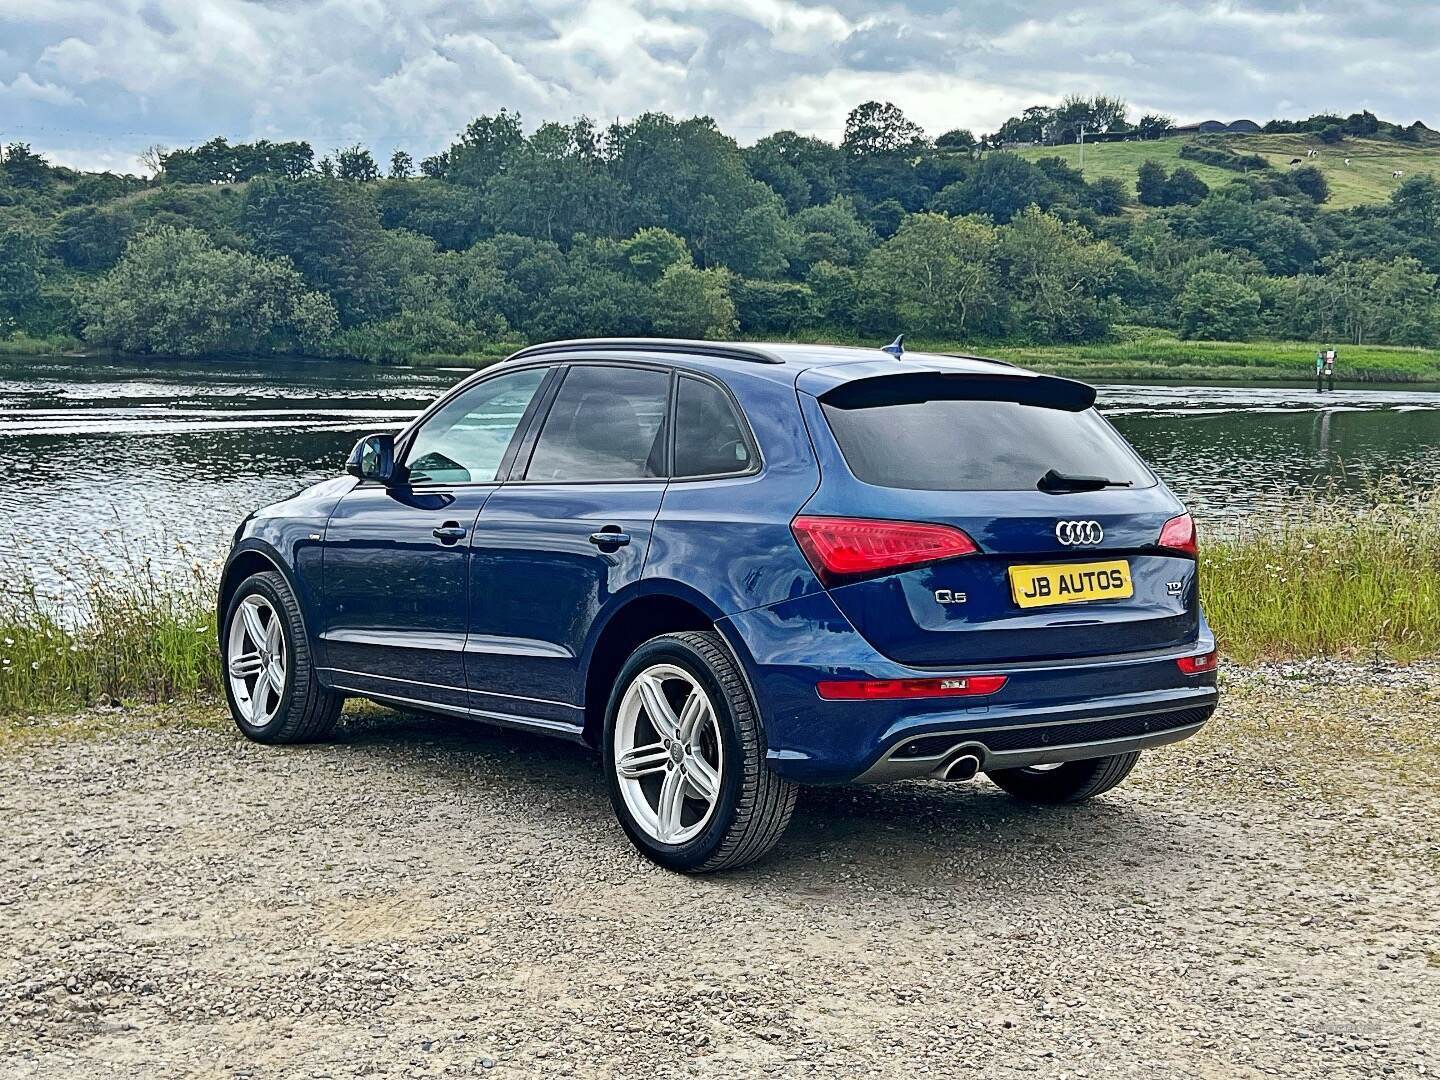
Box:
[3,355,1438,578]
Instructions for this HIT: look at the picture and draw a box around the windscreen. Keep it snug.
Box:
[820,378,1154,492]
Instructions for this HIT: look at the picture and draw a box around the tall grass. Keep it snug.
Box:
[2,490,1438,716]
[1204,487,1440,662]
[0,546,218,715]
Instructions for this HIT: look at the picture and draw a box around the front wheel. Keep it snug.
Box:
[987,751,1141,804]
[604,631,796,873]
[222,571,343,744]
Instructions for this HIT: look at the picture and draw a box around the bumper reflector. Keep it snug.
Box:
[816,675,1008,700]
[1176,650,1218,675]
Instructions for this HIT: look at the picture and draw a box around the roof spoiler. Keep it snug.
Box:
[818,371,1097,413]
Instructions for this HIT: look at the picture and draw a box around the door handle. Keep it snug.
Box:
[432,522,468,544]
[589,528,631,548]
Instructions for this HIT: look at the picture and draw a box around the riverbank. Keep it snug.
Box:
[2,661,1436,1078]
[8,331,1440,384]
[3,491,1438,717]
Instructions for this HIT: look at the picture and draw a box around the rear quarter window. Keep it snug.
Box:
[821,389,1154,492]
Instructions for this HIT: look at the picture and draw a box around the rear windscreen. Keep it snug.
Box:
[820,391,1154,492]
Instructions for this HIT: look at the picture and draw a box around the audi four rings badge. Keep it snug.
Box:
[1055,520,1103,545]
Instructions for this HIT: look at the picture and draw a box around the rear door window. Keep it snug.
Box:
[821,378,1153,492]
[673,376,754,478]
[524,365,671,482]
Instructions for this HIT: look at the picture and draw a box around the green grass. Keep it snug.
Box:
[3,490,1439,717]
[1204,487,1440,663]
[1014,133,1440,209]
[754,331,1440,383]
[0,546,219,716]
[0,331,90,357]
[983,335,1440,383]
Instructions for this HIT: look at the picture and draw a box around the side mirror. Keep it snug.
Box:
[346,433,397,484]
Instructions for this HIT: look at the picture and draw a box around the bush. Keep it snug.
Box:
[1177,271,1261,340]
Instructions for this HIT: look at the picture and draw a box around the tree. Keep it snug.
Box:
[0,227,46,322]
[932,153,1057,223]
[81,226,336,355]
[240,176,390,325]
[389,150,414,179]
[485,119,626,244]
[620,227,691,283]
[1136,160,1169,206]
[1177,271,1261,339]
[1391,174,1440,239]
[935,129,977,151]
[859,212,1002,337]
[996,208,1130,342]
[651,265,737,338]
[745,130,846,212]
[335,145,380,182]
[1164,167,1210,206]
[1087,176,1132,215]
[1,143,52,190]
[443,110,527,188]
[732,279,813,334]
[375,180,486,251]
[1291,165,1329,204]
[792,198,876,270]
[842,102,926,156]
[1137,114,1176,139]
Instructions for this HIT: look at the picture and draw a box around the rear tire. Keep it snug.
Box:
[222,571,343,744]
[604,631,796,873]
[987,751,1140,804]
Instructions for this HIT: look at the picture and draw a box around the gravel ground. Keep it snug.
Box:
[2,661,1437,1079]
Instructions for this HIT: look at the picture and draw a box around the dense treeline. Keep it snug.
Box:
[2,100,1440,361]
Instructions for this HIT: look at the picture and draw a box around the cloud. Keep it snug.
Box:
[0,70,83,107]
[1,0,1436,173]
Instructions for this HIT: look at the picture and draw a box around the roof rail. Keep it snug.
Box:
[504,338,786,366]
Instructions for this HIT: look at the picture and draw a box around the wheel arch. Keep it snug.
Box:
[580,584,727,747]
[217,542,314,657]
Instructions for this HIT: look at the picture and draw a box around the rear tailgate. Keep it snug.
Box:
[796,364,1198,666]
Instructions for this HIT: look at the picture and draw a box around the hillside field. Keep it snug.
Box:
[1015,132,1440,209]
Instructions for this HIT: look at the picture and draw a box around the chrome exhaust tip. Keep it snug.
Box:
[940,753,981,782]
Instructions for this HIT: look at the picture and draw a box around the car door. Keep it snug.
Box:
[317,365,553,710]
[464,362,672,724]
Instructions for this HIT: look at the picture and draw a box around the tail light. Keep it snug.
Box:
[791,515,978,582]
[1158,513,1197,557]
[817,675,1008,700]
[1176,650,1217,675]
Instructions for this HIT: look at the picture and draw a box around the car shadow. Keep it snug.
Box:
[323,706,1196,892]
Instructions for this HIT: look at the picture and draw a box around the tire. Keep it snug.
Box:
[603,631,796,873]
[987,751,1141,805]
[221,571,343,744]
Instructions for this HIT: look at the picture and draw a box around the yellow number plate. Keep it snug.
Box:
[1008,560,1133,609]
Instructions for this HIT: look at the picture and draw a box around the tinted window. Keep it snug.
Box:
[405,367,547,485]
[673,376,753,477]
[525,366,670,482]
[822,395,1153,492]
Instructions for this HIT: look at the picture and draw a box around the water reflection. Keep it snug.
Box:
[3,357,1438,580]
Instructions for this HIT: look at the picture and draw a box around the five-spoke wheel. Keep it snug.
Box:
[613,663,725,845]
[221,570,342,744]
[604,631,796,872]
[226,593,288,728]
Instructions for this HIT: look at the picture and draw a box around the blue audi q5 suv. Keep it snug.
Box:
[220,338,1218,872]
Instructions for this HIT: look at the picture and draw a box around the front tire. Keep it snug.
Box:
[604,631,796,873]
[987,751,1141,804]
[222,571,342,744]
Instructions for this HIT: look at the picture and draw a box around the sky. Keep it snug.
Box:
[2,0,1438,174]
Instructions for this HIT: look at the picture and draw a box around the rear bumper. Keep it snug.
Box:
[853,701,1213,782]
[717,590,1218,784]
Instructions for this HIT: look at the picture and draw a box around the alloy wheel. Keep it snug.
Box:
[613,664,724,845]
[226,594,287,728]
